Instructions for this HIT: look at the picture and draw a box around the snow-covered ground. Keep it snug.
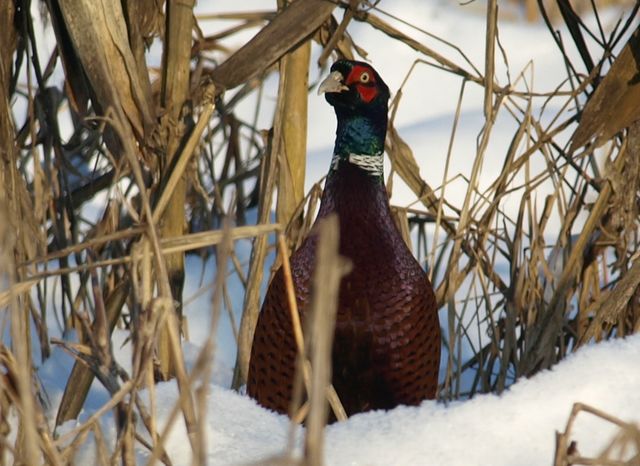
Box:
[50,334,640,465]
[16,1,640,465]
[181,334,640,465]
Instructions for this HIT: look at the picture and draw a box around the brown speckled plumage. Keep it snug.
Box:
[247,60,441,418]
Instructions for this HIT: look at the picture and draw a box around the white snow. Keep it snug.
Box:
[48,334,640,465]
[322,335,640,466]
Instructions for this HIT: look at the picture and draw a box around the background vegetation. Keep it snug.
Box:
[0,0,639,464]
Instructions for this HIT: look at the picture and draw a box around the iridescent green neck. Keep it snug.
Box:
[334,114,386,157]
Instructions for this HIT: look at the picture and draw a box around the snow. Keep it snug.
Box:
[323,336,640,466]
[47,333,640,465]
[12,0,640,464]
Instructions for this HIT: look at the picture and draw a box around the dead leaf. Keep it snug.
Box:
[571,26,640,150]
[211,0,336,90]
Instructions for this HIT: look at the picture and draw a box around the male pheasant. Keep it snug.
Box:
[247,60,441,418]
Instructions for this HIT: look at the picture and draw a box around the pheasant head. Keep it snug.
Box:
[318,60,389,176]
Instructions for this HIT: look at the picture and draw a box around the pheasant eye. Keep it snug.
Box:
[360,72,370,83]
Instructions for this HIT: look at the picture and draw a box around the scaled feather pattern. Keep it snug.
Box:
[247,60,441,419]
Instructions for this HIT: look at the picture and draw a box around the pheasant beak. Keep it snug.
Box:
[318,70,349,95]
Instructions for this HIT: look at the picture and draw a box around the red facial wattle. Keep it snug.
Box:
[356,84,378,103]
[345,64,379,103]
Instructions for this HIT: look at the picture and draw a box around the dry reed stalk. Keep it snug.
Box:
[277,233,347,422]
[21,224,280,283]
[316,1,357,68]
[0,347,62,465]
[353,8,483,86]
[304,215,351,466]
[283,182,324,254]
[429,78,466,284]
[144,240,233,466]
[139,238,161,459]
[18,226,145,269]
[231,1,342,389]
[108,95,198,456]
[276,33,310,243]
[55,380,134,449]
[484,0,498,121]
[54,0,154,141]
[0,5,51,463]
[519,141,627,375]
[92,422,110,466]
[156,0,196,381]
[442,95,502,338]
[55,280,130,426]
[576,123,640,345]
[0,279,40,309]
[385,119,508,300]
[152,82,217,224]
[554,402,640,466]
[210,0,336,90]
[233,87,284,391]
[390,207,413,249]
[191,220,232,466]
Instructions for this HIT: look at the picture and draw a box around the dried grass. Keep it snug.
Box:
[554,403,640,466]
[1,0,639,464]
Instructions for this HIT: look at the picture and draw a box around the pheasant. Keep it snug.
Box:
[247,60,441,418]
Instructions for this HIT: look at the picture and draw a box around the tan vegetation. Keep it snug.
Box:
[0,0,639,464]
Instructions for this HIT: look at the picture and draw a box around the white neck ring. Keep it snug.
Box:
[331,153,383,177]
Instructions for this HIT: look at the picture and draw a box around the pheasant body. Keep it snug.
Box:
[247,60,441,417]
